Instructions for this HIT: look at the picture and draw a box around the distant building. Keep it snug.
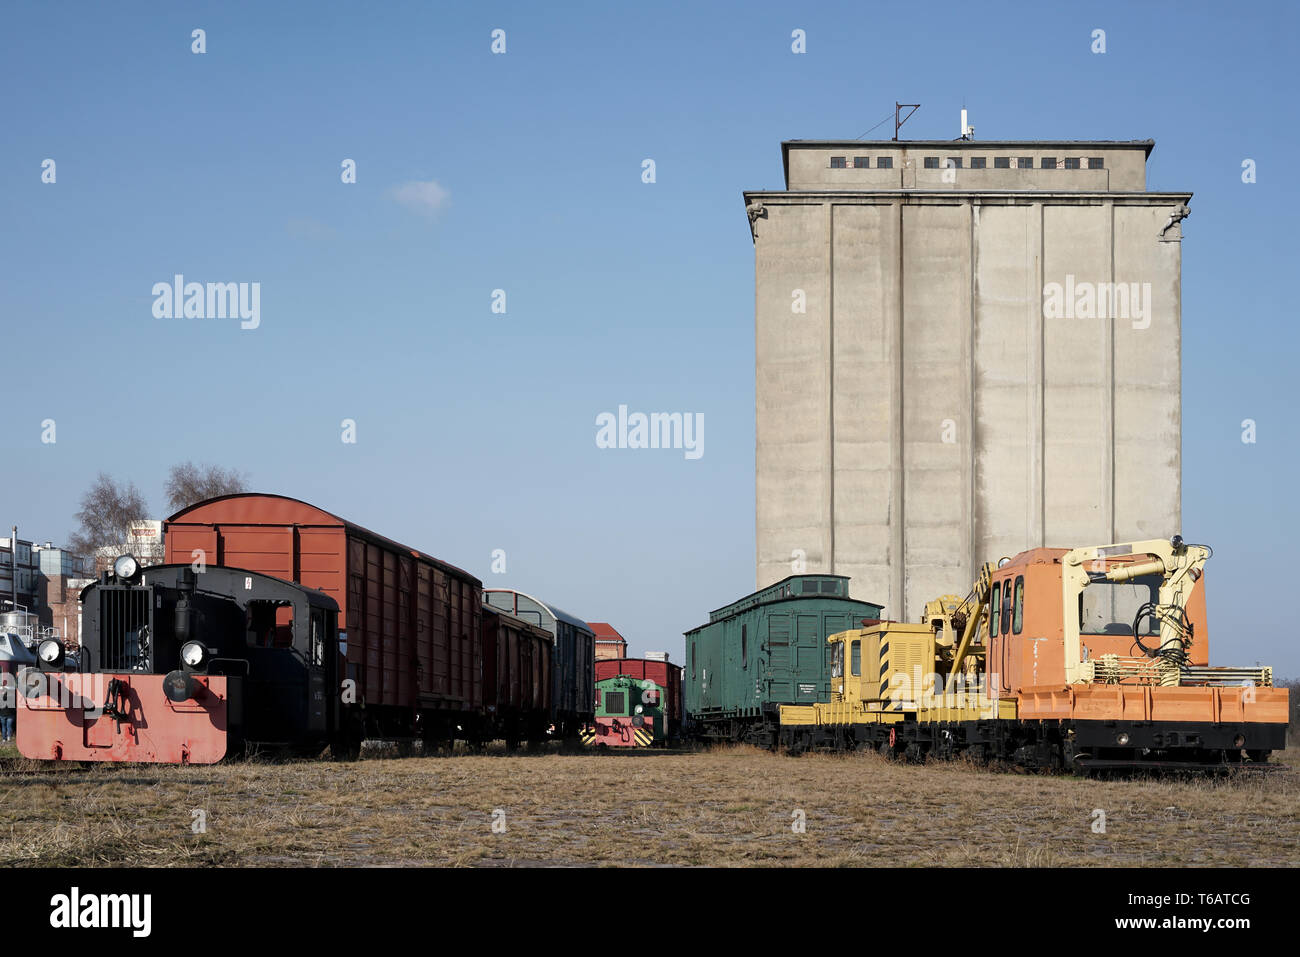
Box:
[33,543,93,646]
[38,574,92,647]
[93,519,165,574]
[2,533,90,647]
[35,543,90,579]
[0,534,39,617]
[589,622,629,660]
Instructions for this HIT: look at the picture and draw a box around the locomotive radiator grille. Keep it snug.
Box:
[99,586,153,672]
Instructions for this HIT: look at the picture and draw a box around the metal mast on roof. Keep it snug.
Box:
[893,102,920,141]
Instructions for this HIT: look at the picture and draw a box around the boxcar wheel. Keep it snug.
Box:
[331,732,362,762]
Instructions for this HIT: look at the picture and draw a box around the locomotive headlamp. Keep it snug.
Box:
[37,638,65,669]
[1115,731,1131,746]
[113,554,140,582]
[181,641,208,669]
[634,704,644,715]
[163,669,196,703]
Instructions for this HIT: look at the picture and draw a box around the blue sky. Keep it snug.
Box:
[2,1,1298,675]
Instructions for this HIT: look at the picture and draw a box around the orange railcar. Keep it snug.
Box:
[983,544,1286,767]
[774,539,1287,771]
[165,493,483,743]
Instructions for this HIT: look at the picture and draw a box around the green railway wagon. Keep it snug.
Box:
[683,575,883,746]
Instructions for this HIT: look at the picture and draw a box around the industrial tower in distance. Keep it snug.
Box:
[744,125,1189,620]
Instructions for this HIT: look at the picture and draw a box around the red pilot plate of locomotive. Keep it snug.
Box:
[17,671,230,764]
[581,715,656,747]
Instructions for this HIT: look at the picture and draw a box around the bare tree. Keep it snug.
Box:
[67,473,149,558]
[164,461,249,513]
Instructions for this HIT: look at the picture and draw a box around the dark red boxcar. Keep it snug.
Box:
[594,658,683,736]
[481,606,553,747]
[164,493,481,741]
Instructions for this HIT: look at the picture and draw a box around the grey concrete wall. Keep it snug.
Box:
[828,204,897,613]
[900,203,971,618]
[755,203,832,580]
[749,157,1186,618]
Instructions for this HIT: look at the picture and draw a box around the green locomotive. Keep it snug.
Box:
[582,673,669,747]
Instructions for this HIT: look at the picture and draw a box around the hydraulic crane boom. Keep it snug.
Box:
[947,562,995,690]
[1061,537,1211,685]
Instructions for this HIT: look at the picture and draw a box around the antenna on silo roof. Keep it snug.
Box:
[893,102,920,141]
[961,107,975,140]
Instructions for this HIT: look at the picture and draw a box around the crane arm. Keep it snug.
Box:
[948,562,994,687]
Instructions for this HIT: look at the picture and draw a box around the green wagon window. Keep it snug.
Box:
[850,640,860,677]
[1012,577,1025,634]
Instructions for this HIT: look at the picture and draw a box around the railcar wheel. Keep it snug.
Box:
[330,732,362,762]
[934,731,956,762]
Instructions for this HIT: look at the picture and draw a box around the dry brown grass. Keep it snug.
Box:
[0,743,1295,867]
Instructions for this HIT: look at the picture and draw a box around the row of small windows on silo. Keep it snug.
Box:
[830,155,1105,170]
[829,156,894,169]
[920,156,1105,170]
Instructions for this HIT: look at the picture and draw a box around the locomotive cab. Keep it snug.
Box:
[18,560,341,764]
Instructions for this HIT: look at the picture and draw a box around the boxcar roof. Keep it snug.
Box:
[481,603,554,640]
[596,657,681,673]
[483,588,594,636]
[685,574,882,635]
[166,492,481,587]
[700,575,876,622]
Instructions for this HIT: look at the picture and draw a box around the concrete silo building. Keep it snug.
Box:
[744,136,1188,619]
